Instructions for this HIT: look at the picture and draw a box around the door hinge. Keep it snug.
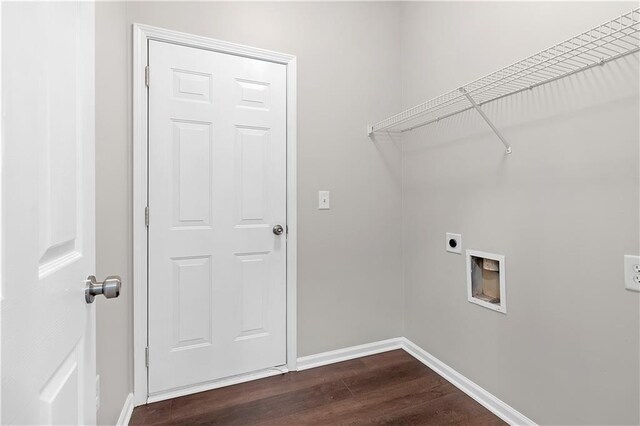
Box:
[145,66,150,87]
[145,206,149,227]
[145,347,149,368]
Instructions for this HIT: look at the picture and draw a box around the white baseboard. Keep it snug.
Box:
[296,337,404,371]
[116,392,134,426]
[401,338,534,426]
[147,366,289,404]
[296,337,535,426]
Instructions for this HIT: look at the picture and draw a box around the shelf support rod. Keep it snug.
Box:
[459,88,512,154]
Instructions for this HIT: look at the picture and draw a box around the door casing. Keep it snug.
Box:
[132,24,297,405]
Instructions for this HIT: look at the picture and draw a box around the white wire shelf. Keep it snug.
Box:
[368,8,640,153]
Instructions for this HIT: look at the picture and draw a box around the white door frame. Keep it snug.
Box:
[132,24,297,406]
[0,3,4,415]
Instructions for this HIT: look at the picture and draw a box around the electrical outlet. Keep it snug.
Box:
[624,255,640,292]
[446,233,462,254]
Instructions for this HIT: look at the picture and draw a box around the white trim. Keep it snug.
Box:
[285,56,298,373]
[134,24,295,64]
[132,22,149,407]
[147,367,289,404]
[466,249,507,314]
[116,393,135,426]
[296,338,404,371]
[132,24,297,406]
[402,338,535,426]
[0,1,3,416]
[295,338,535,426]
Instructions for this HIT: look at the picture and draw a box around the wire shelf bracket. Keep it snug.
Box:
[367,8,640,155]
[459,88,512,154]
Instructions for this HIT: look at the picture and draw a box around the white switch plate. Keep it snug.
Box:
[319,190,330,210]
[624,255,640,292]
[446,233,462,254]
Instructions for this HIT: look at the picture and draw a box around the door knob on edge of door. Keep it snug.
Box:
[273,224,284,236]
[85,275,121,303]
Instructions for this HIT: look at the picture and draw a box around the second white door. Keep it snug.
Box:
[148,40,287,395]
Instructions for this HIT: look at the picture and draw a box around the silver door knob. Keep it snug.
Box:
[85,275,121,304]
[273,224,284,236]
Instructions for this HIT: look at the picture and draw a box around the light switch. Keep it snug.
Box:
[319,191,330,210]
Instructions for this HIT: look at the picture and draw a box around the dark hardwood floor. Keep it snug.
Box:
[131,349,506,425]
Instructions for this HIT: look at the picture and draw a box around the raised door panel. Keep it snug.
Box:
[172,120,213,228]
[39,344,82,425]
[235,126,270,222]
[235,255,269,341]
[172,256,213,351]
[236,78,270,111]
[37,4,82,279]
[173,69,212,103]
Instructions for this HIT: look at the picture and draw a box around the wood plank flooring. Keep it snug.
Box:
[130,349,506,425]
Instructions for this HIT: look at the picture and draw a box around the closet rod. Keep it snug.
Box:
[368,8,640,152]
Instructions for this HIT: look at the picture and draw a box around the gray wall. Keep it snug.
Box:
[95,2,404,424]
[400,2,640,425]
[95,2,132,424]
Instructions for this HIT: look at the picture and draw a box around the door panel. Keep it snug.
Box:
[2,2,96,424]
[173,120,213,228]
[236,255,269,340]
[172,255,213,350]
[236,126,269,221]
[148,41,287,394]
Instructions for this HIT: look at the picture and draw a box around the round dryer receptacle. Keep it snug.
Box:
[445,232,462,254]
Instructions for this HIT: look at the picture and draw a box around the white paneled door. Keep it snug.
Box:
[2,2,97,424]
[148,41,287,394]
